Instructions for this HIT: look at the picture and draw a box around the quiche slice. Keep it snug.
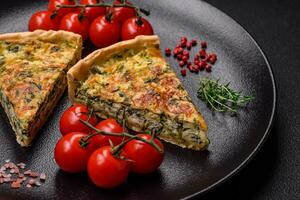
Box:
[68,35,209,150]
[0,30,82,146]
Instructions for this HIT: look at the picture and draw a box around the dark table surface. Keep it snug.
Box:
[201,0,300,199]
[0,0,298,199]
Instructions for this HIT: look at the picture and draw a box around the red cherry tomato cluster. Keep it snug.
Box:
[28,0,154,48]
[54,104,164,188]
[165,37,217,76]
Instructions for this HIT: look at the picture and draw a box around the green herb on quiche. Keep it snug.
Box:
[197,78,254,113]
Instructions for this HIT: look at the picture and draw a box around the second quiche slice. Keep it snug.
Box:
[68,35,209,150]
[0,30,82,146]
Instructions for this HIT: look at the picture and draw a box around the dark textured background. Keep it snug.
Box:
[0,0,298,199]
[202,0,300,199]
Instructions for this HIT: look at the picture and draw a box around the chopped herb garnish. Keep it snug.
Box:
[50,46,60,52]
[177,84,184,90]
[112,87,120,92]
[197,78,254,113]
[31,82,42,90]
[119,92,125,97]
[8,45,20,53]
[0,55,5,66]
[144,77,159,83]
[89,65,106,74]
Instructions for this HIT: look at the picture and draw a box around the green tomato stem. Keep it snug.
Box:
[78,118,163,153]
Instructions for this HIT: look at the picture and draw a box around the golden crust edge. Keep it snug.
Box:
[0,30,82,44]
[68,35,160,104]
[67,35,208,150]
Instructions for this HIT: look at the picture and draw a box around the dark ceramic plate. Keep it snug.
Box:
[0,0,276,199]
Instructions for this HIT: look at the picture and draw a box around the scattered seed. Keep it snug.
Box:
[3,174,12,178]
[28,179,35,185]
[0,160,46,190]
[17,163,26,169]
[35,181,41,187]
[16,178,23,184]
[8,162,16,168]
[3,177,11,182]
[40,173,46,181]
[29,172,39,178]
[14,168,20,174]
[11,181,21,189]
[24,170,31,175]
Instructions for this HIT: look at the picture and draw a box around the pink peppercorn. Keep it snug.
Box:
[199,49,206,58]
[183,50,189,57]
[205,65,212,72]
[186,42,192,50]
[181,69,187,76]
[178,47,184,54]
[191,39,197,46]
[182,55,189,62]
[177,54,183,60]
[165,48,171,56]
[201,41,207,49]
[180,37,188,43]
[209,54,217,64]
[179,60,185,67]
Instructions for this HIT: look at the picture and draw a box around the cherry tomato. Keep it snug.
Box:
[59,12,90,41]
[54,132,98,173]
[80,0,106,21]
[121,17,154,41]
[28,10,60,31]
[110,0,136,25]
[48,0,75,18]
[123,134,164,174]
[87,146,130,188]
[60,104,97,136]
[89,15,121,48]
[91,118,124,148]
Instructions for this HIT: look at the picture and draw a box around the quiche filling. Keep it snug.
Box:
[73,43,209,150]
[0,31,81,146]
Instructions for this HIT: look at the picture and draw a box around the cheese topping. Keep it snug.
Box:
[77,47,200,123]
[0,39,78,132]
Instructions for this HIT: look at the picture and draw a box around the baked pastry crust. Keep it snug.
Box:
[68,35,208,150]
[0,30,82,146]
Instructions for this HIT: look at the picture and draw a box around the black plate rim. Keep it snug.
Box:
[0,1,277,199]
[183,2,277,199]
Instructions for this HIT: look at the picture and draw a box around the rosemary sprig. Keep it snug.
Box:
[197,78,254,113]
